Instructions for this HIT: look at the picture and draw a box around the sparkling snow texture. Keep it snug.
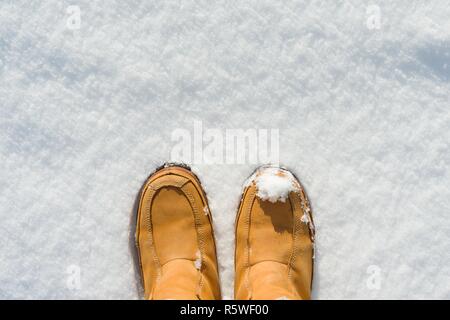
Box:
[254,167,298,203]
[0,1,449,299]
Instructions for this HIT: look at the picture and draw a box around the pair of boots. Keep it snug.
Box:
[135,164,315,300]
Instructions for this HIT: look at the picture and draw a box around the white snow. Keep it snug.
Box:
[254,167,299,203]
[194,250,202,270]
[301,212,310,224]
[1,1,449,299]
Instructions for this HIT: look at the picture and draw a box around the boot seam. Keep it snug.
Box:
[244,188,256,298]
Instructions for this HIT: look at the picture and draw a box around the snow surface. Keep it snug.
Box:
[1,1,450,299]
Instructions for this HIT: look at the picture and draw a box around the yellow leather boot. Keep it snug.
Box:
[235,166,315,300]
[136,165,221,300]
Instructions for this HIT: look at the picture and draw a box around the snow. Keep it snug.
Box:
[301,212,309,224]
[1,1,450,299]
[194,250,202,270]
[254,167,299,203]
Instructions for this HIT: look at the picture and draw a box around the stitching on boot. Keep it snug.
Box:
[144,186,162,297]
[183,188,205,297]
[244,188,256,298]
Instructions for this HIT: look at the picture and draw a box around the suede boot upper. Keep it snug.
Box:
[235,166,315,300]
[136,166,221,300]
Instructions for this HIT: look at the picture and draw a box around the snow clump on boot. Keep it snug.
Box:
[254,167,299,203]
